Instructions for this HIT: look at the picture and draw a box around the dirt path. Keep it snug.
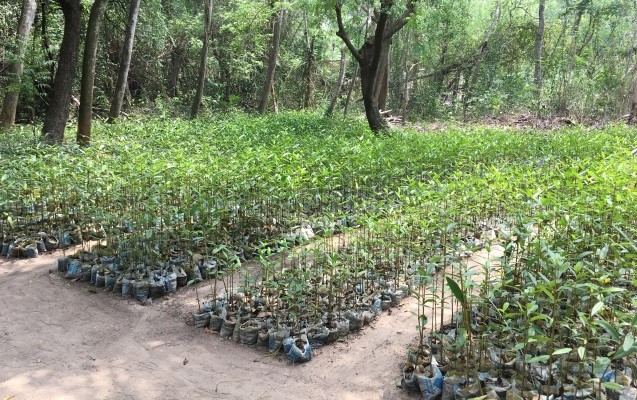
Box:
[0,250,423,400]
[0,240,502,400]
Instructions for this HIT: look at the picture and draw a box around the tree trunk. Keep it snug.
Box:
[325,47,348,117]
[258,6,284,114]
[335,0,417,133]
[360,39,388,132]
[629,66,637,125]
[1,0,37,130]
[373,39,391,111]
[191,0,213,118]
[77,0,109,146]
[343,65,358,116]
[302,36,315,109]
[560,0,590,114]
[534,0,546,105]
[41,0,82,143]
[40,0,56,100]
[108,0,141,122]
[167,38,186,98]
[463,2,501,119]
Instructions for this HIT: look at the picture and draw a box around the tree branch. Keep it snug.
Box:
[370,4,390,72]
[385,0,418,39]
[335,4,363,64]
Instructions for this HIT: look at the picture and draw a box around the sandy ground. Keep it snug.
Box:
[0,249,424,400]
[0,242,502,400]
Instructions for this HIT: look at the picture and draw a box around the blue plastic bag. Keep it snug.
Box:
[415,361,444,400]
[285,334,312,363]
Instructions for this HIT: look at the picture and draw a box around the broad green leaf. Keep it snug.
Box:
[591,301,604,317]
[145,229,153,239]
[597,320,620,341]
[602,382,624,391]
[623,332,634,352]
[552,348,572,356]
[527,355,550,363]
[446,277,465,304]
[578,346,586,360]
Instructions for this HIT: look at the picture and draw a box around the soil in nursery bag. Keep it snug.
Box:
[134,280,150,302]
[283,334,312,363]
[65,260,83,279]
[414,361,444,400]
[268,325,290,353]
[57,257,69,273]
[219,317,237,339]
[193,311,211,328]
[239,320,260,345]
[344,310,363,331]
[306,324,329,348]
[104,273,116,290]
[209,308,227,332]
[401,363,420,392]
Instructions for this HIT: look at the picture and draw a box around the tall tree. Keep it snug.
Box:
[42,0,82,142]
[462,1,501,118]
[1,0,37,130]
[258,4,284,114]
[325,47,348,116]
[335,0,419,133]
[533,0,545,99]
[108,0,141,122]
[629,63,637,125]
[191,0,214,118]
[77,0,110,146]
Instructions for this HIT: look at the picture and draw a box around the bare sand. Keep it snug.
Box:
[0,250,422,400]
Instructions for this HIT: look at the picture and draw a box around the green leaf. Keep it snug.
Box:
[597,320,620,341]
[513,343,524,351]
[623,332,634,352]
[446,277,465,304]
[552,348,572,356]
[591,301,604,317]
[602,382,624,391]
[527,355,550,363]
[578,346,586,360]
[145,229,153,239]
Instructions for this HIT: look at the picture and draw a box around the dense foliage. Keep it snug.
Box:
[1,0,636,129]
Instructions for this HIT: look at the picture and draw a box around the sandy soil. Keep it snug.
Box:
[0,240,502,400]
[0,248,423,400]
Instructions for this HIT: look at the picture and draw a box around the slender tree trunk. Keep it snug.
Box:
[1,0,37,130]
[167,38,186,98]
[191,0,213,118]
[40,0,56,99]
[77,0,109,146]
[629,66,637,125]
[302,36,315,109]
[258,7,284,114]
[560,0,590,114]
[630,0,637,124]
[463,2,501,119]
[326,47,348,117]
[534,0,546,107]
[41,0,81,142]
[108,0,141,122]
[343,65,358,116]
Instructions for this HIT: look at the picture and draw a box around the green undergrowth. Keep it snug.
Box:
[2,113,637,378]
